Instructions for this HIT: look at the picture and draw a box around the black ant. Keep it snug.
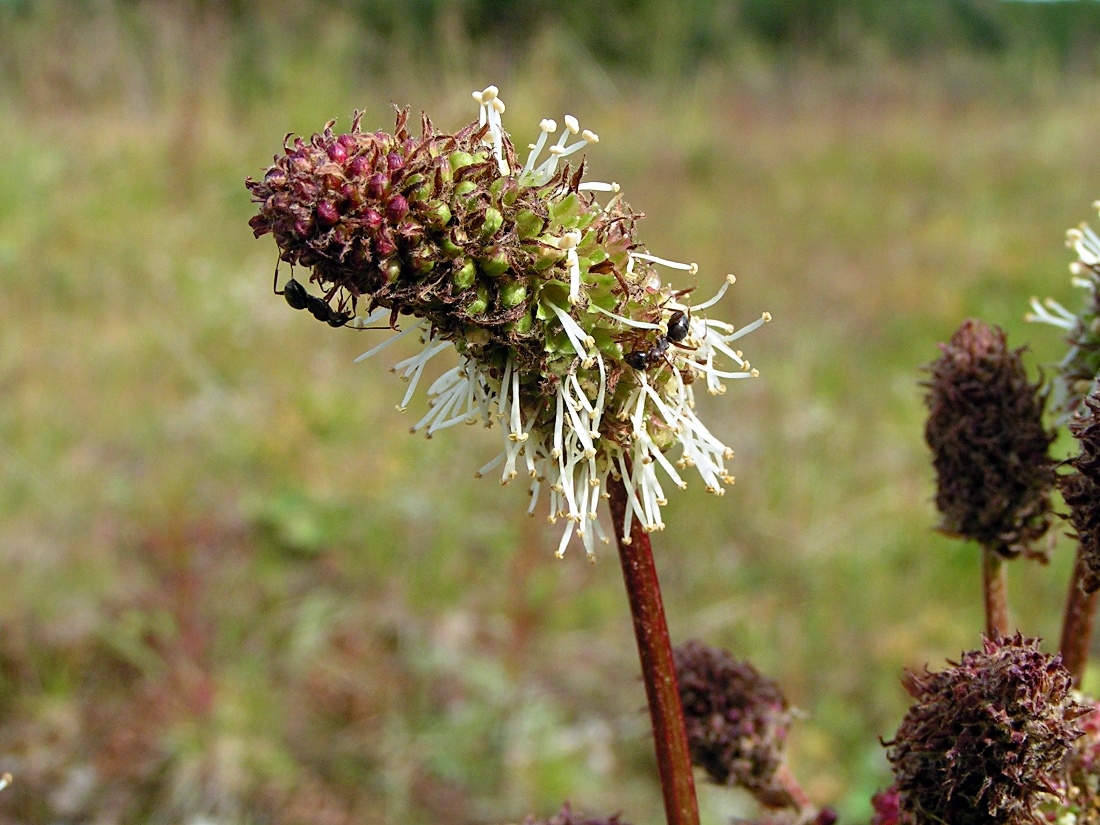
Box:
[625,334,669,371]
[625,307,694,371]
[274,270,354,328]
[666,309,690,343]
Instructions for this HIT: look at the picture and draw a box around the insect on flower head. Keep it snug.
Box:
[246,85,769,559]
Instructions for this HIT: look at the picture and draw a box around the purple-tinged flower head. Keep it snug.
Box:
[1060,389,1100,593]
[869,787,913,825]
[885,634,1088,825]
[923,319,1055,560]
[247,86,770,559]
[521,802,631,825]
[672,640,794,808]
[1027,201,1100,419]
[1037,698,1100,824]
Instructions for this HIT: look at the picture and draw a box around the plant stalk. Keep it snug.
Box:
[607,474,700,825]
[1060,547,1099,687]
[982,547,1009,638]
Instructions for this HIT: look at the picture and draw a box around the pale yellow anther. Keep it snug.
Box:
[582,129,599,143]
[564,115,579,133]
[540,119,557,132]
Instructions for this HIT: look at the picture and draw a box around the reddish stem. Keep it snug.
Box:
[607,475,700,825]
[982,548,1009,639]
[1060,547,1099,688]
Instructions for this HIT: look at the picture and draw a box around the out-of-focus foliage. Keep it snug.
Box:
[3,0,1100,108]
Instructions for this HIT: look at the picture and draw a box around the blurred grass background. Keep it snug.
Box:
[3,1,1100,823]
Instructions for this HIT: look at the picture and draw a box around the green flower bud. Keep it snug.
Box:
[480,206,504,239]
[500,281,527,308]
[452,259,477,290]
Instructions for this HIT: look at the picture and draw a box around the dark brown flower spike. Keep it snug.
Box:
[672,640,798,810]
[1060,389,1100,593]
[885,634,1088,825]
[1057,387,1100,685]
[924,319,1055,560]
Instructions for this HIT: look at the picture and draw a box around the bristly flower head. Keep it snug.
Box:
[1027,201,1100,418]
[885,634,1088,825]
[869,787,913,825]
[673,640,795,808]
[1059,388,1100,593]
[923,319,1055,560]
[1037,699,1100,825]
[247,86,769,559]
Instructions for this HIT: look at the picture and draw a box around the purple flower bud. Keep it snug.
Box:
[386,152,403,173]
[386,195,409,224]
[367,172,388,200]
[339,183,361,205]
[337,133,356,151]
[349,154,372,178]
[327,142,347,163]
[374,228,397,258]
[362,209,383,231]
[293,217,315,238]
[316,201,340,227]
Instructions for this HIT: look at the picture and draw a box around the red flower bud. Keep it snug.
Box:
[386,195,409,224]
[316,201,340,227]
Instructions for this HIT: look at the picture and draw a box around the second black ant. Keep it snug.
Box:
[274,271,354,328]
[625,307,693,372]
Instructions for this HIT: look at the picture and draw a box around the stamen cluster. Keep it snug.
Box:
[247,86,768,557]
[923,319,1055,559]
[885,634,1087,825]
[672,640,794,808]
[1027,201,1100,418]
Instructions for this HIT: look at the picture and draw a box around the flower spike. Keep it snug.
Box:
[246,87,767,557]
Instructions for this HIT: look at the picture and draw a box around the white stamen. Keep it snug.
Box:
[353,319,426,362]
[630,252,698,274]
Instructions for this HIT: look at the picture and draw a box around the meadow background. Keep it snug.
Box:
[3,1,1100,823]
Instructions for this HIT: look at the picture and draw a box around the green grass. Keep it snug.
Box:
[2,10,1100,824]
